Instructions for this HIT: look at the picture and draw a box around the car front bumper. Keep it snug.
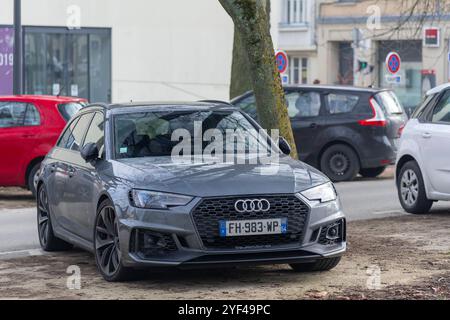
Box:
[115,194,347,268]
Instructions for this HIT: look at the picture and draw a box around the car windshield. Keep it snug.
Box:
[58,102,86,121]
[113,109,275,159]
[376,91,404,115]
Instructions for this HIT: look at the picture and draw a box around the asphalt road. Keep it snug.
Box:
[335,177,449,220]
[0,178,449,255]
[0,208,40,254]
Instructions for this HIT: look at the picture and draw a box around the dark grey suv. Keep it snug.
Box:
[232,86,408,182]
[36,102,346,282]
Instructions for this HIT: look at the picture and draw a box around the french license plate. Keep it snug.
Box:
[219,219,287,237]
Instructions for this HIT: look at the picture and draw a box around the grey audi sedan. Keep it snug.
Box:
[36,102,346,282]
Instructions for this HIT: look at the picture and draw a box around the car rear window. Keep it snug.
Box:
[376,91,404,115]
[58,102,86,121]
[326,93,360,114]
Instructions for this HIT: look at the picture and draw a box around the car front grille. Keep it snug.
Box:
[191,195,309,250]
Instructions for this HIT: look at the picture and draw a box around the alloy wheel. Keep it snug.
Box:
[329,152,350,176]
[95,206,121,277]
[33,170,40,192]
[37,187,50,247]
[400,169,419,206]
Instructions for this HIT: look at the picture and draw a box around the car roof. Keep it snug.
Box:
[426,83,450,96]
[87,101,237,113]
[0,95,87,103]
[283,84,386,93]
[231,85,387,103]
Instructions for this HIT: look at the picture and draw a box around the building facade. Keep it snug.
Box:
[317,0,450,111]
[2,0,449,111]
[0,0,233,103]
[271,0,319,85]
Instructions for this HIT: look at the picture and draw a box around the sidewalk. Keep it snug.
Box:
[0,214,449,300]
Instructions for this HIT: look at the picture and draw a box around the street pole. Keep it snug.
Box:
[352,28,360,87]
[13,0,23,95]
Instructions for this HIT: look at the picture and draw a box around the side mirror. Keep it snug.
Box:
[81,143,99,163]
[279,137,292,155]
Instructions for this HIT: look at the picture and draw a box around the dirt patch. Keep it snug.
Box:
[0,187,35,210]
[0,214,449,300]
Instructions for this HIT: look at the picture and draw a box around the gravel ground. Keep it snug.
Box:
[0,214,449,300]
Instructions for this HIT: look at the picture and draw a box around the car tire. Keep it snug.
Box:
[94,199,133,282]
[320,145,360,182]
[28,162,41,198]
[290,257,341,272]
[397,161,433,214]
[360,166,386,178]
[37,185,73,251]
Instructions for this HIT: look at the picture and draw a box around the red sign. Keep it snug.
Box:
[386,52,401,75]
[275,51,288,74]
[421,69,436,75]
[424,27,440,47]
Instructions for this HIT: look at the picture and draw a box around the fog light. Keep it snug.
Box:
[319,219,345,245]
[156,238,167,248]
[326,224,340,241]
[143,233,160,249]
[131,229,178,260]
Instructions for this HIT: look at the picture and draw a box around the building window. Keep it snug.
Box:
[337,42,354,85]
[24,27,112,103]
[285,0,306,25]
[288,56,308,84]
[378,40,423,114]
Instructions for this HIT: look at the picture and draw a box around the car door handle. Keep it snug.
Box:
[422,132,432,139]
[309,123,318,129]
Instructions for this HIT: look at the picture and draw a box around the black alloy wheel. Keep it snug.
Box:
[37,185,72,251]
[37,186,50,247]
[94,200,132,282]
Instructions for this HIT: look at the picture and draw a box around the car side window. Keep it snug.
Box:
[326,93,360,114]
[24,104,41,126]
[431,90,450,124]
[286,91,321,118]
[58,117,80,149]
[412,94,437,120]
[0,102,40,128]
[83,112,105,158]
[69,113,94,151]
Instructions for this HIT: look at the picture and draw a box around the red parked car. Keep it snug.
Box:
[0,95,87,196]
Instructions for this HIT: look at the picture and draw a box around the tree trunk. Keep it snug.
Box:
[230,28,252,99]
[220,0,298,158]
[229,0,271,100]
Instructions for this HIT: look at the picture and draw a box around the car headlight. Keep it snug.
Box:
[300,182,337,203]
[130,190,193,209]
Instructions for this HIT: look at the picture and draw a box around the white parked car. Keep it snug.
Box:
[396,83,450,214]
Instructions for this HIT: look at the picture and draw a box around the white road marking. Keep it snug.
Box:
[0,248,44,260]
[372,210,406,215]
[0,207,36,215]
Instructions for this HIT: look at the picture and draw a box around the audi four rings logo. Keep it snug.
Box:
[234,199,271,213]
